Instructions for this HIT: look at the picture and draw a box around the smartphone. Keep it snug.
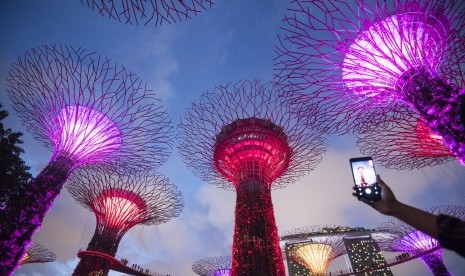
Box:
[349,157,381,201]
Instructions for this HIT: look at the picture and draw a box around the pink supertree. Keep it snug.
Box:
[80,0,215,27]
[178,80,327,276]
[192,256,232,276]
[18,242,56,266]
[356,114,455,169]
[67,165,183,276]
[1,44,173,275]
[379,205,465,275]
[275,0,465,164]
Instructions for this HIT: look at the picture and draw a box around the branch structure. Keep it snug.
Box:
[356,114,455,170]
[178,80,327,276]
[19,242,56,266]
[280,226,393,276]
[67,165,183,276]
[80,0,215,27]
[378,205,465,276]
[1,44,173,275]
[275,0,465,165]
[192,256,231,276]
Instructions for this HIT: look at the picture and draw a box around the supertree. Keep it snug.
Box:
[280,226,394,276]
[356,113,455,170]
[67,165,183,276]
[192,256,232,276]
[18,242,56,266]
[80,0,215,27]
[274,0,465,164]
[1,44,173,274]
[378,205,465,275]
[178,80,327,276]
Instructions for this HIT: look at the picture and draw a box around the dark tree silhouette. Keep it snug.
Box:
[0,104,32,209]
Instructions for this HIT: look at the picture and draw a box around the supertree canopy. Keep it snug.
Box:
[1,44,173,275]
[80,0,215,27]
[178,80,327,276]
[18,242,56,266]
[67,165,183,276]
[192,256,232,276]
[356,113,455,170]
[379,205,465,275]
[275,0,465,164]
[280,226,392,276]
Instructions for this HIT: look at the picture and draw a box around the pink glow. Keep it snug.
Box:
[342,12,447,101]
[415,119,444,143]
[52,105,122,164]
[101,196,141,227]
[214,119,291,187]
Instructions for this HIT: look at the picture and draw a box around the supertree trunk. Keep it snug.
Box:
[420,254,451,276]
[0,155,74,275]
[402,71,465,164]
[73,227,123,276]
[231,178,285,276]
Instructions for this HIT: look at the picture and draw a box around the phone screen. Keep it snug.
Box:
[350,157,380,200]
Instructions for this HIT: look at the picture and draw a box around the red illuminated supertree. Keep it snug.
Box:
[378,205,465,276]
[178,80,327,276]
[192,256,232,276]
[67,165,183,276]
[275,0,465,164]
[1,44,173,275]
[80,0,215,27]
[356,114,455,169]
[18,242,56,266]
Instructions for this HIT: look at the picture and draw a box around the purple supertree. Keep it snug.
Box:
[379,205,465,275]
[1,44,173,275]
[275,0,465,164]
[18,242,56,266]
[80,0,215,27]
[67,165,183,276]
[178,80,327,276]
[192,256,232,276]
[356,113,455,170]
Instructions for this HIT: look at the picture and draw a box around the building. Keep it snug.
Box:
[344,235,393,276]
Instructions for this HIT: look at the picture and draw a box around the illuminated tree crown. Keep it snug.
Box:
[178,79,327,190]
[6,44,173,169]
[19,242,56,266]
[379,205,465,275]
[67,165,184,232]
[275,0,465,164]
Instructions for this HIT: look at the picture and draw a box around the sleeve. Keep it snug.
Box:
[437,214,465,258]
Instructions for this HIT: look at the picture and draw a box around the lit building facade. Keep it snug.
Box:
[344,235,393,276]
[285,241,312,276]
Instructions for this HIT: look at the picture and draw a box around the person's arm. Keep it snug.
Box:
[355,175,438,239]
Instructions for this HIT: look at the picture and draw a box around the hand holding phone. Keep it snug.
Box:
[350,157,381,201]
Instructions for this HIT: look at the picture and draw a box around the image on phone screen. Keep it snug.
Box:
[350,157,380,200]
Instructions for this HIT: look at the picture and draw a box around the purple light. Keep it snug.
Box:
[51,105,122,165]
[213,269,231,276]
[342,12,447,102]
[276,0,465,165]
[398,230,439,254]
[397,230,450,275]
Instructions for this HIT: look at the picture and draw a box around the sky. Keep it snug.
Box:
[1,0,465,275]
